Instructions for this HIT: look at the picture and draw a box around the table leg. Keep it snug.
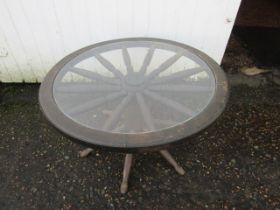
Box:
[120,154,133,194]
[79,148,93,157]
[160,150,185,175]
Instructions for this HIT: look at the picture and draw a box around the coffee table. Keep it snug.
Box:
[39,38,228,193]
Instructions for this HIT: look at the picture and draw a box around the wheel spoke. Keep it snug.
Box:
[69,67,120,84]
[95,54,124,78]
[122,47,134,74]
[147,52,183,81]
[136,93,155,130]
[67,91,126,115]
[103,94,132,130]
[148,84,211,92]
[151,67,204,84]
[139,46,155,75]
[143,90,195,116]
[56,82,120,93]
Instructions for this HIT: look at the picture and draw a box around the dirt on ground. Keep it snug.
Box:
[1,34,280,210]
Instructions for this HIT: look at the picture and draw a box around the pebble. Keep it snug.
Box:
[31,187,37,193]
[253,145,259,150]
[265,154,271,158]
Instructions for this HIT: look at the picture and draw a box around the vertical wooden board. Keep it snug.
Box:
[147,0,166,38]
[0,0,37,82]
[212,0,242,62]
[189,1,216,49]
[20,0,56,73]
[131,0,150,36]
[0,61,10,82]
[52,0,79,54]
[84,0,105,43]
[0,30,20,82]
[68,0,93,47]
[6,0,48,81]
[100,0,118,40]
[116,0,134,38]
[173,0,198,42]
[2,0,47,81]
[35,0,66,63]
[163,0,182,40]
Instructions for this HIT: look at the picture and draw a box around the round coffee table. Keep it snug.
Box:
[39,38,228,193]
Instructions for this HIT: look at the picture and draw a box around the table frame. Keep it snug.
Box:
[39,38,229,153]
[39,38,229,193]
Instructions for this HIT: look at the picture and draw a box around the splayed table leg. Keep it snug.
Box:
[120,154,133,194]
[160,150,185,175]
[79,148,94,157]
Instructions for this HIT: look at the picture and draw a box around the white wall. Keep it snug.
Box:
[0,0,241,82]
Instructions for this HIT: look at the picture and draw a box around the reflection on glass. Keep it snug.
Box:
[53,41,216,134]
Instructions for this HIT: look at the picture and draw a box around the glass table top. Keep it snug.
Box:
[52,40,216,134]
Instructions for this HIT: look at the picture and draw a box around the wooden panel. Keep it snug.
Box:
[236,0,280,28]
[0,0,241,82]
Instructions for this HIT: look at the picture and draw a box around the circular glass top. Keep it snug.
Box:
[52,40,216,134]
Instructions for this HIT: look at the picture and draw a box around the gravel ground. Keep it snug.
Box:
[221,34,255,74]
[1,35,280,210]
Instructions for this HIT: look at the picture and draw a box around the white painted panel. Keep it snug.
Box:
[0,0,241,82]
